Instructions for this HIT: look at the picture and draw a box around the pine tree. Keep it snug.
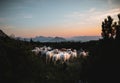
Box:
[30,38,33,43]
[101,14,120,40]
[115,14,120,40]
[101,18,111,40]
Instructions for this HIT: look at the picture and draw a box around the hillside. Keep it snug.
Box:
[0,29,8,37]
[0,29,120,83]
[0,29,97,82]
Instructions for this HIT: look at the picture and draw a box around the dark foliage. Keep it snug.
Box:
[0,36,92,83]
[84,14,120,83]
[101,14,120,41]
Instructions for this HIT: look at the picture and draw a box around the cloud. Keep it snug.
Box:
[89,8,96,12]
[90,8,120,22]
[64,8,120,27]
[106,0,120,7]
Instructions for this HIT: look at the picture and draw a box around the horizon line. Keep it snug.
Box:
[15,35,101,39]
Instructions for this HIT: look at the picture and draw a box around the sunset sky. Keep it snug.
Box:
[0,0,120,38]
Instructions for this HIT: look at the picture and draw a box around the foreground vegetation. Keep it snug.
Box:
[0,36,94,83]
[1,36,120,83]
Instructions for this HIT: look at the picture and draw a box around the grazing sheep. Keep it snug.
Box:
[31,47,41,55]
[47,46,52,51]
[46,50,54,63]
[65,52,71,62]
[61,48,67,51]
[53,49,59,54]
[59,52,66,64]
[52,53,61,64]
[70,50,77,59]
[60,52,71,63]
[41,48,47,56]
[32,49,39,55]
[31,46,90,64]
[79,51,89,58]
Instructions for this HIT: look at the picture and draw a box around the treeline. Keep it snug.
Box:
[82,14,120,83]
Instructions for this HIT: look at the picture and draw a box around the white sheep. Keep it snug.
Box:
[64,52,71,62]
[60,52,71,63]
[31,47,41,55]
[46,50,54,63]
[70,50,77,59]
[59,52,65,64]
[52,53,60,64]
[47,46,52,51]
[40,48,47,56]
[79,51,89,58]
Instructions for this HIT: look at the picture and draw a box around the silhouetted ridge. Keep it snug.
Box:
[0,29,8,37]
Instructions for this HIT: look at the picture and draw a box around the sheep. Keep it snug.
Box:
[70,50,77,60]
[35,47,40,51]
[40,48,48,56]
[59,52,65,64]
[32,49,39,55]
[73,49,77,58]
[52,53,61,64]
[66,49,77,61]
[66,49,72,52]
[79,51,89,59]
[53,49,59,54]
[60,52,71,63]
[61,48,67,51]
[47,46,52,51]
[64,52,71,62]
[52,51,71,64]
[32,46,90,64]
[31,47,41,55]
[46,50,54,63]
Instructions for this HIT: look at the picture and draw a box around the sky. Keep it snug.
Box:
[0,0,120,38]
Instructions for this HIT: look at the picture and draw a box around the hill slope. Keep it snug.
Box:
[0,29,8,37]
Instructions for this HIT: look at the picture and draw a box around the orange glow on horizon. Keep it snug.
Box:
[2,25,101,38]
[13,27,101,38]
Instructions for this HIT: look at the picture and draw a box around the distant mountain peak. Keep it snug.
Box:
[67,36,100,42]
[49,37,66,42]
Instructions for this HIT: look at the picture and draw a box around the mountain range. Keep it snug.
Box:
[16,36,101,42]
[67,36,101,42]
[16,36,67,42]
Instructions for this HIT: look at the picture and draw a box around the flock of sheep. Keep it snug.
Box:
[31,46,89,64]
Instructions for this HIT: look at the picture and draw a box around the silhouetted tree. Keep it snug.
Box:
[30,38,33,43]
[111,22,117,38]
[102,16,114,39]
[101,14,120,40]
[115,14,120,40]
[101,19,109,39]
